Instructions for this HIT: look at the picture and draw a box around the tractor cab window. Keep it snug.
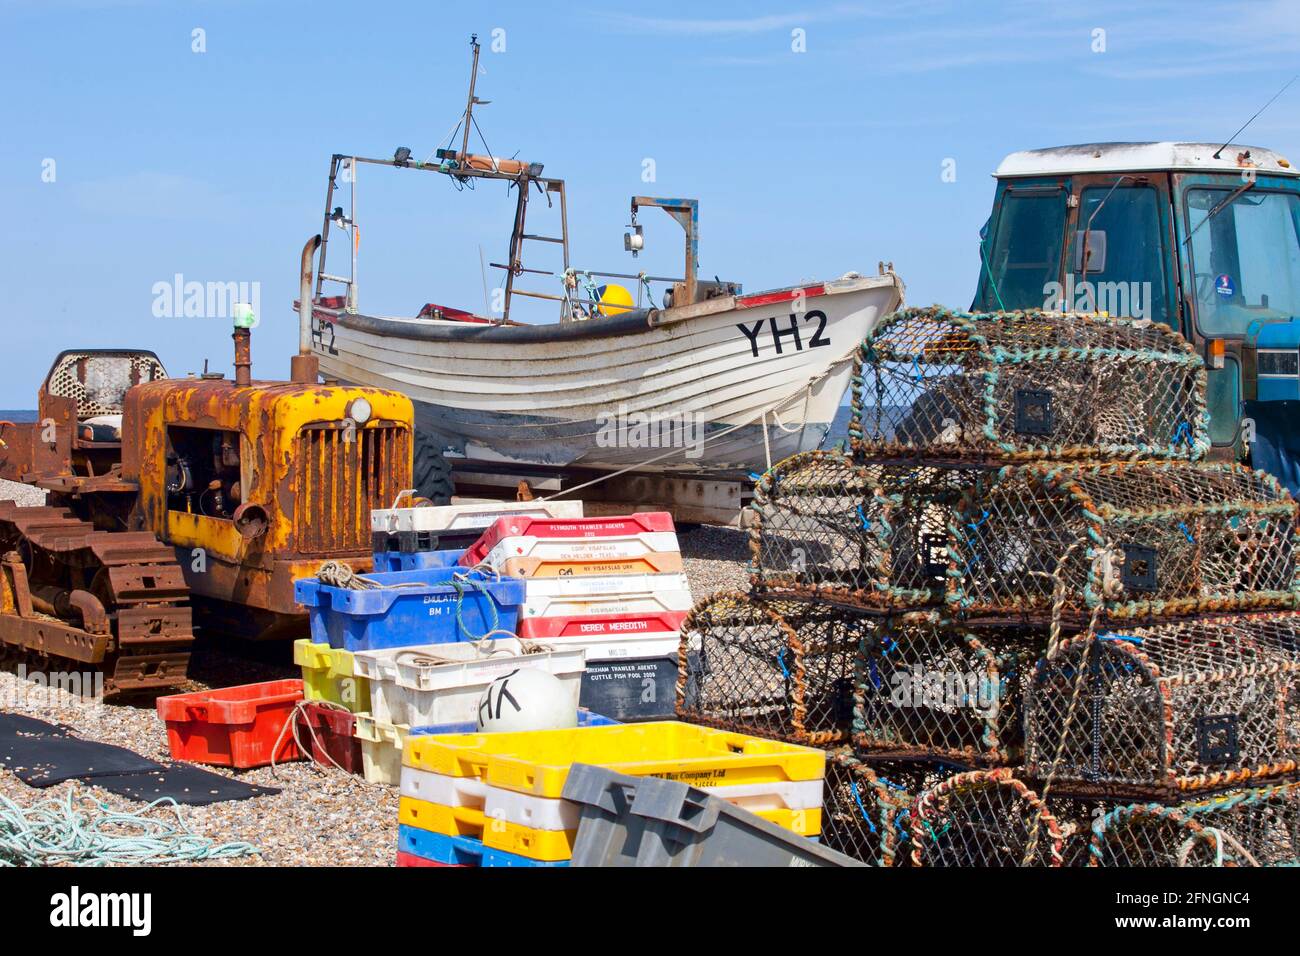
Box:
[974,187,1066,311]
[1067,185,1171,325]
[165,426,243,519]
[1187,187,1300,337]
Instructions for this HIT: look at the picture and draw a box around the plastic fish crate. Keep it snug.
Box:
[295,701,364,775]
[371,548,466,573]
[562,764,857,867]
[518,610,684,660]
[294,566,525,652]
[462,512,680,575]
[352,637,585,726]
[580,655,679,721]
[354,714,410,786]
[395,769,828,862]
[372,499,584,548]
[849,306,1209,462]
[492,552,684,578]
[410,708,618,735]
[156,679,304,769]
[521,572,693,621]
[404,721,826,799]
[293,639,371,714]
[396,850,465,867]
[397,824,568,867]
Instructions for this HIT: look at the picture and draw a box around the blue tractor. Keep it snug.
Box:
[974,142,1300,489]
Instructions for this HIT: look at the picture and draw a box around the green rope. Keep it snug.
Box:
[451,572,501,641]
[0,788,260,867]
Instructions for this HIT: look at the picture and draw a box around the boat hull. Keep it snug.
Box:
[311,273,903,479]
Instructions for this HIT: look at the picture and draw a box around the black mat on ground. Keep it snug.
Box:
[0,712,73,737]
[0,723,165,787]
[88,762,280,805]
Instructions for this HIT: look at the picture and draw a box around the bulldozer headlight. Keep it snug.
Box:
[347,397,372,424]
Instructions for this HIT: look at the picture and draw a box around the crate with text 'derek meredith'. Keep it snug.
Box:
[459,512,682,578]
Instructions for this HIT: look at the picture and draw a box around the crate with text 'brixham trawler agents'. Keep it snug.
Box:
[748,450,978,610]
[849,306,1209,462]
[372,499,584,561]
[294,566,525,652]
[580,655,679,721]
[948,461,1300,623]
[293,639,371,714]
[1024,613,1300,798]
[351,637,585,727]
[461,512,681,577]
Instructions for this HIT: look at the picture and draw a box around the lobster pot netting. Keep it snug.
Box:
[748,450,976,609]
[1087,781,1300,867]
[676,592,871,746]
[820,752,959,866]
[910,768,1066,867]
[853,619,1037,765]
[849,307,1208,462]
[950,462,1299,621]
[1024,614,1300,796]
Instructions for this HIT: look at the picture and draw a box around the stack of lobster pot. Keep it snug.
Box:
[678,305,1300,867]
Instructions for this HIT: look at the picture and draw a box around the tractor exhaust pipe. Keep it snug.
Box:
[292,234,323,384]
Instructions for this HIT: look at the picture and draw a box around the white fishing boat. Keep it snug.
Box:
[297,36,904,517]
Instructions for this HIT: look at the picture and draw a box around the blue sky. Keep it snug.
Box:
[1,0,1298,405]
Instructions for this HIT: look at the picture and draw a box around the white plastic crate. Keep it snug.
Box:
[352,638,586,727]
[479,532,682,573]
[371,499,584,535]
[354,714,408,786]
[520,573,693,620]
[399,765,825,833]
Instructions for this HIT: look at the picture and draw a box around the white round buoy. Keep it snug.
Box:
[476,668,576,732]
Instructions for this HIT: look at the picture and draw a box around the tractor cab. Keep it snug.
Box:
[973,142,1300,486]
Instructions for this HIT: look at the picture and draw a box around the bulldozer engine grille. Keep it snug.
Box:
[296,423,410,554]
[849,306,1209,462]
[48,352,167,418]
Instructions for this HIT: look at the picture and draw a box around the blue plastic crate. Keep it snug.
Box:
[372,548,468,573]
[294,567,524,652]
[410,708,619,736]
[397,824,569,867]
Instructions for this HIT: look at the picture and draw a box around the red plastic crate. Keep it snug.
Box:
[294,701,365,775]
[156,679,305,769]
[518,609,687,640]
[460,512,676,567]
[396,851,467,868]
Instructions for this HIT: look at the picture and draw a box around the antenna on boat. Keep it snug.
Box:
[1212,73,1297,159]
[459,35,488,164]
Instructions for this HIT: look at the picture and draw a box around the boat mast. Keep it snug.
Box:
[460,35,482,164]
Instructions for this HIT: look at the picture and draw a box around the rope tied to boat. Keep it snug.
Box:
[0,788,259,866]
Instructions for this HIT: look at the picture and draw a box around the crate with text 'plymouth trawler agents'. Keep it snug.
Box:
[294,566,525,651]
[351,637,585,726]
[371,499,584,568]
[461,512,681,577]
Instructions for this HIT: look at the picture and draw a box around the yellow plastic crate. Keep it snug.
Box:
[399,796,575,862]
[294,639,370,714]
[398,796,821,862]
[403,721,826,798]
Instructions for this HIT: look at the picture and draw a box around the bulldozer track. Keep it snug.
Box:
[0,500,193,698]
